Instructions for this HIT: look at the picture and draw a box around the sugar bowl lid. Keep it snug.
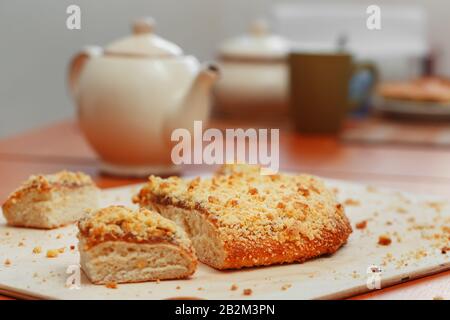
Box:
[219,20,290,60]
[105,17,183,57]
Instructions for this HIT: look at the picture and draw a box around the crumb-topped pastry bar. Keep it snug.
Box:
[134,164,352,269]
[378,77,450,103]
[2,171,99,229]
[78,206,197,284]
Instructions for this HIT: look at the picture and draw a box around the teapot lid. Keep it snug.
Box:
[105,18,183,57]
[219,20,290,60]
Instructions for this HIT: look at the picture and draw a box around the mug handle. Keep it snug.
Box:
[348,62,378,110]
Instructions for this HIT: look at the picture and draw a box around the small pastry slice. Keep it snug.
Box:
[77,206,197,284]
[2,171,99,229]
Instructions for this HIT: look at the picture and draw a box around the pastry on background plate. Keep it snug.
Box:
[2,171,99,229]
[134,164,352,270]
[77,206,197,284]
[378,77,450,103]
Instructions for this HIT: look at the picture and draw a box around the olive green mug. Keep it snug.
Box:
[289,52,377,134]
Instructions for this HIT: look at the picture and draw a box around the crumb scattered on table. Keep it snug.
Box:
[281,284,292,291]
[392,231,402,243]
[230,284,238,291]
[355,220,367,230]
[243,288,252,296]
[4,259,11,266]
[382,252,394,266]
[396,207,407,214]
[46,249,59,258]
[32,246,42,254]
[426,202,444,213]
[106,282,117,289]
[378,235,392,246]
[344,198,360,206]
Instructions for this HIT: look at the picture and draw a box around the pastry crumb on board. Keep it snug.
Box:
[281,284,292,291]
[105,282,118,289]
[355,220,367,230]
[32,246,42,254]
[46,249,60,258]
[344,198,360,206]
[243,288,252,296]
[378,235,392,246]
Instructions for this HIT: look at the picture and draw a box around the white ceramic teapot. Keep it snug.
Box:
[68,18,218,176]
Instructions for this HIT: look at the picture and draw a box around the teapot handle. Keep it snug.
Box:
[68,46,102,98]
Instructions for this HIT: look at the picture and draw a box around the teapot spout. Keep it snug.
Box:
[183,63,219,118]
[195,63,220,89]
[167,63,219,133]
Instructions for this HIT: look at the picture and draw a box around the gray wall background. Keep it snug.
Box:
[1,0,450,138]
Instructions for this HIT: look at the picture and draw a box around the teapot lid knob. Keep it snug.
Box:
[133,17,155,35]
[249,19,269,36]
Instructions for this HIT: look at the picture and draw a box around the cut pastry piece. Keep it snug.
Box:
[2,171,99,229]
[77,206,197,284]
[134,164,352,270]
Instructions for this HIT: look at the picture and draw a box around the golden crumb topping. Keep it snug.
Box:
[3,171,95,204]
[24,171,93,189]
[134,164,351,242]
[78,206,190,249]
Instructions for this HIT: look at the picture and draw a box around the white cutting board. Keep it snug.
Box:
[0,179,449,300]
